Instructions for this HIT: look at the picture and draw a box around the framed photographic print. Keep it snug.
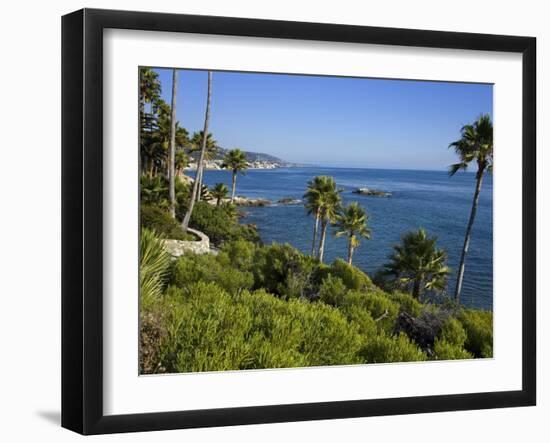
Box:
[61,8,536,435]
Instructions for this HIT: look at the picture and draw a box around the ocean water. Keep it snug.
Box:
[197,167,493,310]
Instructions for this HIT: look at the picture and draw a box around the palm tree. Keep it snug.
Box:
[182,71,213,231]
[145,100,189,178]
[140,175,167,207]
[190,131,219,201]
[139,69,161,176]
[334,202,372,265]
[211,183,229,206]
[168,69,178,218]
[316,177,341,263]
[449,114,493,303]
[139,67,161,128]
[304,176,330,257]
[222,149,248,203]
[383,228,451,299]
[175,149,189,179]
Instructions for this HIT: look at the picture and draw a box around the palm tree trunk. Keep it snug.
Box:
[139,98,145,174]
[148,159,154,178]
[347,235,354,265]
[182,71,212,231]
[216,197,221,207]
[230,171,237,203]
[318,221,328,263]
[196,163,203,202]
[454,172,484,303]
[311,208,320,257]
[168,69,177,218]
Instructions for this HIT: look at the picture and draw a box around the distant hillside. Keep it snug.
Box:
[190,147,293,166]
[220,149,286,164]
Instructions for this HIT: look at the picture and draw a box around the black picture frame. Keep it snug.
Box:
[62,8,536,435]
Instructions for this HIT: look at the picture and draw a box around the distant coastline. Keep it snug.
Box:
[184,158,300,171]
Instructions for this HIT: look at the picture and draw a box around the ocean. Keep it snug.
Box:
[197,167,493,310]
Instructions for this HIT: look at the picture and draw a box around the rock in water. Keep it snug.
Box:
[277,197,302,205]
[352,187,392,197]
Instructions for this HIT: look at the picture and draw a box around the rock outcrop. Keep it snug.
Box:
[352,188,392,197]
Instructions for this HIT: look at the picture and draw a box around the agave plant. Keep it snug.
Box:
[199,184,212,202]
[139,228,170,310]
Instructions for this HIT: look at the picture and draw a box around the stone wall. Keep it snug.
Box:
[163,228,210,257]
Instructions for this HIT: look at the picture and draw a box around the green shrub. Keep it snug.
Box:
[160,283,255,372]
[361,332,427,363]
[171,252,254,295]
[219,239,257,272]
[389,291,423,317]
[141,204,193,240]
[326,258,372,291]
[433,317,472,360]
[252,243,318,299]
[151,283,363,373]
[188,201,260,246]
[433,340,473,360]
[341,290,400,333]
[439,318,467,347]
[340,303,378,338]
[297,301,363,366]
[318,275,348,307]
[458,310,493,358]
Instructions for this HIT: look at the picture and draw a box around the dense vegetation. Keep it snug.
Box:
[140,231,493,374]
[138,67,494,374]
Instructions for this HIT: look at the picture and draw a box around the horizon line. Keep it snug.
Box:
[280,164,477,173]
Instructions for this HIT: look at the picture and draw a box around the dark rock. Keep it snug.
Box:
[277,197,302,205]
[233,197,271,207]
[352,187,392,197]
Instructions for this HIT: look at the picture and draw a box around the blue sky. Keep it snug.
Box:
[152,68,492,170]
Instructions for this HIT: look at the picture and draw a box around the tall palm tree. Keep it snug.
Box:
[222,149,248,203]
[383,228,451,299]
[449,114,493,303]
[211,183,229,206]
[303,176,330,257]
[182,71,213,231]
[316,177,341,263]
[334,202,372,265]
[168,69,178,218]
[190,131,219,201]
